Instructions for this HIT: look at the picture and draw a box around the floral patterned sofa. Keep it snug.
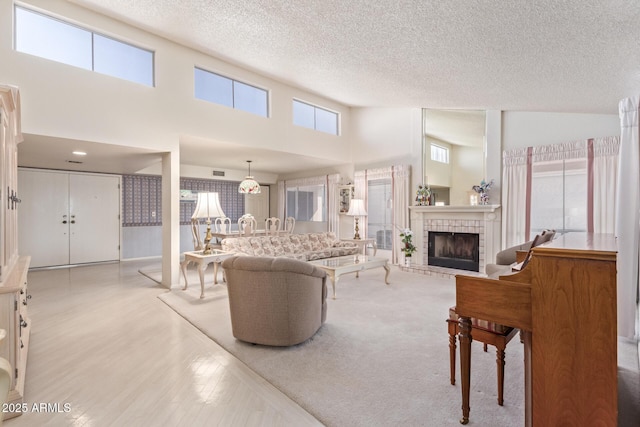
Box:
[221,232,359,261]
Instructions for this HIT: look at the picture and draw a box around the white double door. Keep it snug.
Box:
[18,169,120,268]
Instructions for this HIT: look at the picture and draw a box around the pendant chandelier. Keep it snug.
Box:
[238,160,261,194]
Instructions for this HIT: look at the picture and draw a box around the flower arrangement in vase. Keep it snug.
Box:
[415,184,432,206]
[472,179,494,205]
[400,228,416,265]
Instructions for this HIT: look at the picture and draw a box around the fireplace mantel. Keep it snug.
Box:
[409,205,501,274]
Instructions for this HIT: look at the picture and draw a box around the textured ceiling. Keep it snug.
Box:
[70,0,640,114]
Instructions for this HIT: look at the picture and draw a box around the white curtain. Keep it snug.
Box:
[277,180,285,220]
[615,96,640,339]
[502,147,530,248]
[326,174,341,233]
[353,166,411,264]
[391,165,411,264]
[503,138,619,246]
[532,139,586,162]
[592,136,619,233]
[285,175,327,187]
[353,170,366,199]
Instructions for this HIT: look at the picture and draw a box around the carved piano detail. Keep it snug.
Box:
[455,233,617,426]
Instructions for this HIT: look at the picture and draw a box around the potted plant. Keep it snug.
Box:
[400,228,416,266]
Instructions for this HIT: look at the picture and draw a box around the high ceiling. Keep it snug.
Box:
[71,0,640,114]
[20,1,640,175]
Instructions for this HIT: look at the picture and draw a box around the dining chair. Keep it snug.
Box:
[215,216,232,234]
[238,215,257,236]
[265,217,281,235]
[190,218,204,251]
[284,216,296,234]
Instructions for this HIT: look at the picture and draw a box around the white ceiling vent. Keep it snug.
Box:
[212,170,225,177]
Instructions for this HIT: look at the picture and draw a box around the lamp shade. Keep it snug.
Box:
[238,160,261,194]
[238,177,261,194]
[191,192,225,219]
[346,199,367,216]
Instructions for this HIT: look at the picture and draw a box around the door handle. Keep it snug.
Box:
[62,221,67,224]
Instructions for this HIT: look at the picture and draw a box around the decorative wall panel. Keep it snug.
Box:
[122,175,244,226]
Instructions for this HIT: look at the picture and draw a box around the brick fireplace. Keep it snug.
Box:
[407,205,501,277]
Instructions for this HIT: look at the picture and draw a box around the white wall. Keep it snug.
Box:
[4,1,625,270]
[350,107,422,186]
[1,0,352,163]
[2,0,355,280]
[502,112,620,150]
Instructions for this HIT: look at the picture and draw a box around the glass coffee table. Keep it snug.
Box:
[309,255,391,299]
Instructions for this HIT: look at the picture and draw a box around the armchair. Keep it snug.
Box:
[485,229,556,277]
[222,256,327,346]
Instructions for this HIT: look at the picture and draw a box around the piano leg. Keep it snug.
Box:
[449,323,457,385]
[459,316,472,425]
[496,348,505,405]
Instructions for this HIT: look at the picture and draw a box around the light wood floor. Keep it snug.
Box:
[6,260,323,426]
[5,260,639,426]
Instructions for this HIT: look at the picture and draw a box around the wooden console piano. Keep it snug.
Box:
[455,233,617,426]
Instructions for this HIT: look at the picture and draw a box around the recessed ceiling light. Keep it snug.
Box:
[72,151,87,156]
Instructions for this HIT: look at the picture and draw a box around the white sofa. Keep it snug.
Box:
[221,232,359,261]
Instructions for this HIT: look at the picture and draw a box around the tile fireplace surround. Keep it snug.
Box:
[407,205,501,277]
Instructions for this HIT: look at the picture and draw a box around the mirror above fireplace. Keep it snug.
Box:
[422,109,486,206]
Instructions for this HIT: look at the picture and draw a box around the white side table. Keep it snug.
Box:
[181,250,235,298]
[340,238,377,256]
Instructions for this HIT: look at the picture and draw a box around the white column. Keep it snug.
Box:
[161,149,180,288]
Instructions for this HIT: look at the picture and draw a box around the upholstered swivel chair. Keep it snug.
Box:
[222,256,327,346]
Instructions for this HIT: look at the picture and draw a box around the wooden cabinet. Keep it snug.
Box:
[0,85,29,420]
[0,86,21,283]
[0,257,30,420]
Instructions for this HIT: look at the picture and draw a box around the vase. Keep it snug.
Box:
[479,192,489,205]
[404,256,411,267]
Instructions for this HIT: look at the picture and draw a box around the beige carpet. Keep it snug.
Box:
[153,265,526,426]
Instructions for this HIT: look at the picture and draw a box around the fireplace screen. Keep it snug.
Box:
[427,232,480,272]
